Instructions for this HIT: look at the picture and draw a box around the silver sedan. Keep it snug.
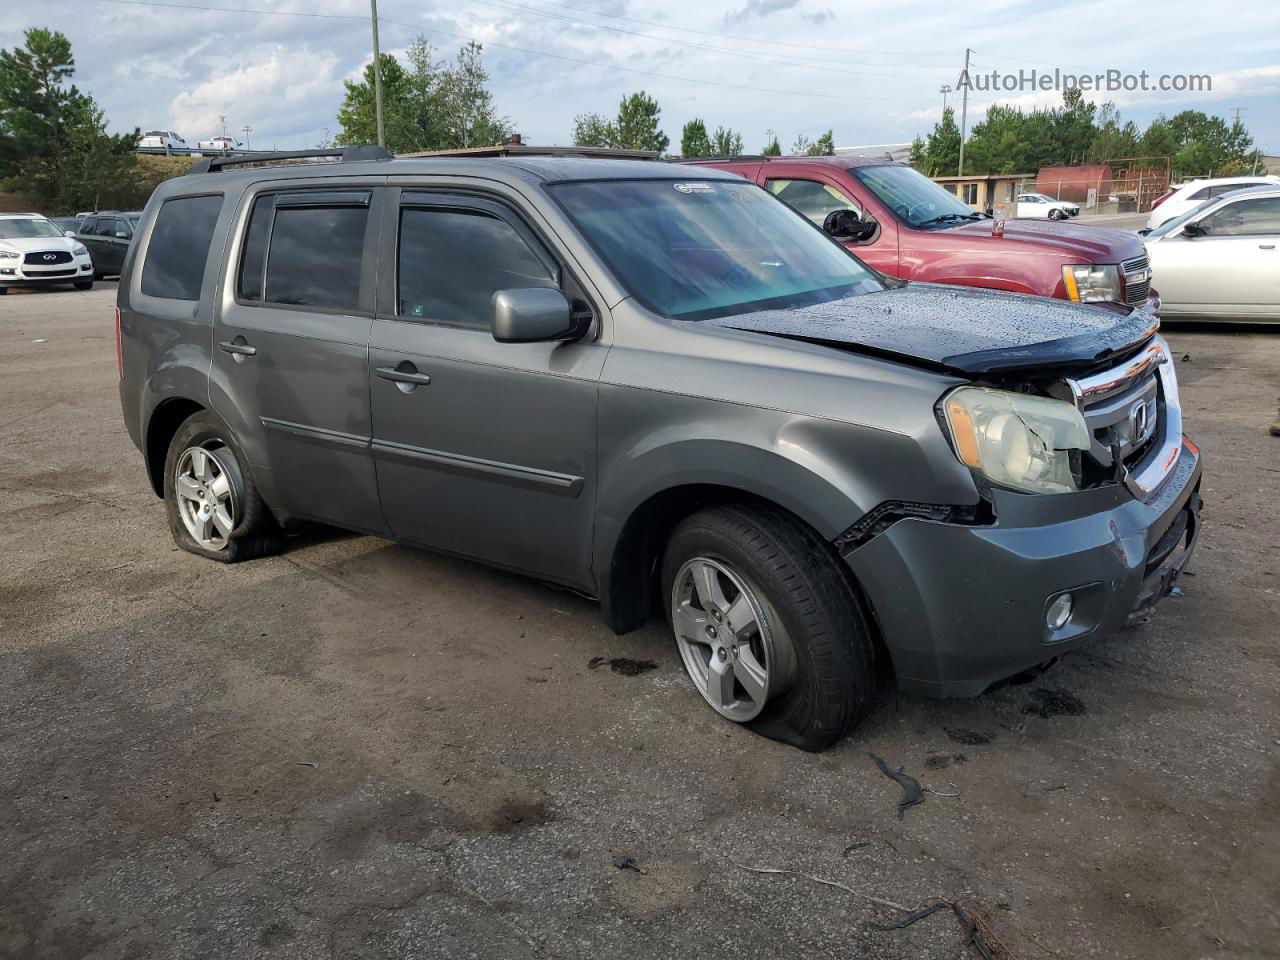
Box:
[1143,186,1280,322]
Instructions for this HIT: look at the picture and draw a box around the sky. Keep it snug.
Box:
[8,0,1280,154]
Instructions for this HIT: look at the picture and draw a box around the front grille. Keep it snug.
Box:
[23,250,73,265]
[28,268,78,277]
[1080,372,1162,475]
[1123,255,1150,305]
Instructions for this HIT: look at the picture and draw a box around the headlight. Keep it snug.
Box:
[942,386,1090,494]
[1061,263,1121,303]
[0,249,18,259]
[72,243,88,256]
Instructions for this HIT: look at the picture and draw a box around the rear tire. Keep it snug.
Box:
[662,504,875,751]
[163,410,282,563]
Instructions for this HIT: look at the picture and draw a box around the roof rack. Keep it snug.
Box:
[188,145,393,174]
[672,155,772,163]
[400,143,658,161]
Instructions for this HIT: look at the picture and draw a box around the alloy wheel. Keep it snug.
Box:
[174,445,237,550]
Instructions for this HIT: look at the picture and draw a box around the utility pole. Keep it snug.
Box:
[242,125,252,150]
[370,0,385,148]
[939,84,951,113]
[218,114,227,137]
[958,48,971,177]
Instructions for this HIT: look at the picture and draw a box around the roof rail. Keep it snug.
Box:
[672,155,772,163]
[188,145,393,174]
[400,144,658,160]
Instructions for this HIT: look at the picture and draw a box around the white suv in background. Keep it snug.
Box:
[0,214,95,294]
[1016,193,1080,220]
[1146,175,1280,230]
[139,130,188,150]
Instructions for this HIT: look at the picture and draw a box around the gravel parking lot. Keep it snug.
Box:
[2,284,1278,960]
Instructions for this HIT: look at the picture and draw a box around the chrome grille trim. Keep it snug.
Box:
[1122,254,1151,305]
[1068,335,1182,499]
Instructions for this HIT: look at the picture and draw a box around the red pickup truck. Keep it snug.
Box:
[684,155,1156,315]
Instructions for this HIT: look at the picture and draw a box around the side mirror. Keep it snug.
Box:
[822,209,876,242]
[492,288,585,343]
[1182,222,1205,238]
[65,230,76,237]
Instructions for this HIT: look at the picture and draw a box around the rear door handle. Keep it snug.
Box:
[376,365,432,386]
[218,339,257,357]
[1260,243,1276,250]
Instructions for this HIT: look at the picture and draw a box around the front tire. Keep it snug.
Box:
[163,411,281,563]
[1048,208,1064,221]
[662,504,875,751]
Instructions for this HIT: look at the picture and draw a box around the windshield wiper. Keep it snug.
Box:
[915,212,984,228]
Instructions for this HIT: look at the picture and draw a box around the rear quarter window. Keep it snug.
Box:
[141,194,223,301]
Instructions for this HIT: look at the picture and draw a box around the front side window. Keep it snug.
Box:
[141,194,223,300]
[1199,196,1280,236]
[397,207,557,327]
[551,178,883,321]
[852,164,980,229]
[766,179,860,226]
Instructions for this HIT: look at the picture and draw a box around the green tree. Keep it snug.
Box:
[762,129,781,155]
[573,112,616,147]
[710,125,743,156]
[1086,102,1139,163]
[614,91,668,153]
[808,130,834,156]
[917,106,961,176]
[790,133,813,155]
[680,118,711,157]
[0,28,139,211]
[436,41,510,149]
[908,134,926,170]
[335,38,507,152]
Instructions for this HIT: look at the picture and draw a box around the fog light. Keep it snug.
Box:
[1046,593,1074,631]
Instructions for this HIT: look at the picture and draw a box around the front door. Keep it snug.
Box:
[368,190,604,587]
[209,184,387,533]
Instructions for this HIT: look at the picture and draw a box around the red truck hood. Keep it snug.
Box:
[942,218,1146,261]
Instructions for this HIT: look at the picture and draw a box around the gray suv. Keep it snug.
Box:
[117,147,1202,750]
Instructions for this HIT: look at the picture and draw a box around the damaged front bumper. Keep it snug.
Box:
[844,437,1202,699]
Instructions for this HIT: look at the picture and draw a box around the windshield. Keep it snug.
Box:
[550,179,883,321]
[852,164,982,229]
[1147,196,1221,238]
[0,218,65,239]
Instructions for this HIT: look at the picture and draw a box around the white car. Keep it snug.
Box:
[196,136,242,152]
[1015,193,1080,220]
[1143,186,1280,321]
[139,130,187,150]
[0,214,95,294]
[1146,175,1280,231]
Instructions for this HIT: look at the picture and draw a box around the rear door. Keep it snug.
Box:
[367,188,605,587]
[102,217,133,275]
[209,181,388,533]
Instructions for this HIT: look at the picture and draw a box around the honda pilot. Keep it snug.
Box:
[117,147,1203,750]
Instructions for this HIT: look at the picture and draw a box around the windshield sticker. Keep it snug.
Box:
[673,182,715,194]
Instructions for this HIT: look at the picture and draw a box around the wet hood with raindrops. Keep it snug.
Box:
[704,282,1158,376]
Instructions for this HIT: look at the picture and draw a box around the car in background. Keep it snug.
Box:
[684,156,1152,311]
[49,215,85,233]
[0,213,94,293]
[1146,175,1280,231]
[1143,186,1280,322]
[139,130,187,150]
[1016,192,1080,220]
[197,136,242,152]
[77,211,142,278]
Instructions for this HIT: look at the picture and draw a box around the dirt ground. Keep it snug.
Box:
[1,284,1278,960]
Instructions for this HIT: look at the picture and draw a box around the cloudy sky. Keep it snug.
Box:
[9,0,1280,153]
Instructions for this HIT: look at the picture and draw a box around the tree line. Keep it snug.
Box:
[910,89,1261,179]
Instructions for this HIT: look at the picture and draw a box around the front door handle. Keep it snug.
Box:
[1260,243,1276,250]
[376,365,432,386]
[218,338,256,358]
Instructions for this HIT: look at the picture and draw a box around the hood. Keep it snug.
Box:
[0,235,77,254]
[703,282,1156,375]
[942,218,1143,261]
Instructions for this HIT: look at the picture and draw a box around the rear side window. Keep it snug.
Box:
[237,193,368,311]
[141,195,223,300]
[397,207,556,327]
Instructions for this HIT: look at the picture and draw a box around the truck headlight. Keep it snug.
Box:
[72,243,88,256]
[1062,263,1121,303]
[942,386,1090,494]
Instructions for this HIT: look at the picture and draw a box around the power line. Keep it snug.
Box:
[467,0,955,79]
[82,0,941,104]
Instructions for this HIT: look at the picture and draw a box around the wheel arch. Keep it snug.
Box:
[144,396,206,496]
